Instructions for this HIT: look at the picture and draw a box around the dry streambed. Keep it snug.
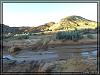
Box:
[3,49,97,73]
[3,57,97,73]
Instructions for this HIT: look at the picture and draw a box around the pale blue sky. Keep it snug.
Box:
[3,3,97,27]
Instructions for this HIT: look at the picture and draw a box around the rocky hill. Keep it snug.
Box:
[49,15,97,31]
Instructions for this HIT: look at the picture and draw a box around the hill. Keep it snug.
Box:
[32,22,55,32]
[48,15,97,31]
[1,24,19,33]
[1,24,31,33]
[1,15,97,33]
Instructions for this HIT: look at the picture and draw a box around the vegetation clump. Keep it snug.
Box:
[87,34,94,39]
[8,46,21,55]
[32,36,51,50]
[14,35,29,40]
[51,58,97,73]
[56,30,83,41]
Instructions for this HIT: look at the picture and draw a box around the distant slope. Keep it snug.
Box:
[32,22,55,32]
[2,24,31,33]
[2,24,19,33]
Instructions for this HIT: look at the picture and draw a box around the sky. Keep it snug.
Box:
[3,3,97,27]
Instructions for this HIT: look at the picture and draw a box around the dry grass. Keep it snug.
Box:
[32,36,51,50]
[31,34,97,50]
[48,39,97,46]
[8,46,22,55]
[52,58,97,73]
[3,33,97,53]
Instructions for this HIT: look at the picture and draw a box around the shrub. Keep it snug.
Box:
[14,35,29,40]
[56,30,83,41]
[41,32,45,35]
[56,31,64,40]
[87,34,94,39]
[3,34,14,39]
[8,47,21,55]
[28,33,32,36]
[3,35,9,39]
[32,37,51,50]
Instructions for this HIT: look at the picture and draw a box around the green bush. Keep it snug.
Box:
[14,35,29,40]
[87,34,94,39]
[3,34,14,39]
[41,32,45,35]
[56,30,83,41]
[3,35,10,39]
[56,31,65,40]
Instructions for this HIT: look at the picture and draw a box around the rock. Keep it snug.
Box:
[3,58,16,65]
